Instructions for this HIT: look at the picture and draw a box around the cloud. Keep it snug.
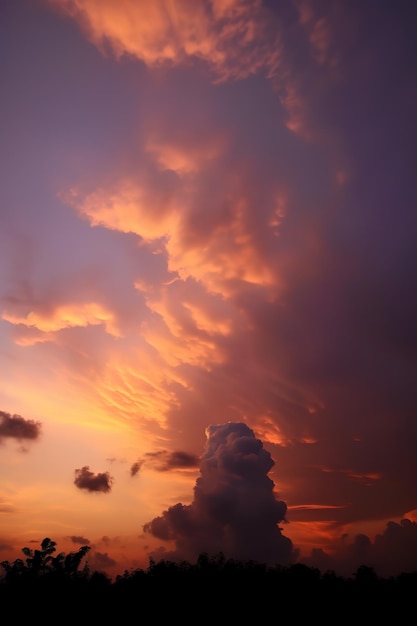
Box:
[83,548,117,572]
[74,466,113,493]
[0,411,41,443]
[100,535,112,546]
[303,518,417,578]
[66,535,91,545]
[144,422,295,565]
[371,519,417,576]
[47,0,282,82]
[89,552,117,569]
[3,302,121,338]
[296,0,337,68]
[131,449,199,476]
[3,0,417,567]
[65,165,281,300]
[130,460,144,477]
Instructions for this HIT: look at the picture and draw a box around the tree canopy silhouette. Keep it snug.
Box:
[1,538,417,623]
[0,537,91,582]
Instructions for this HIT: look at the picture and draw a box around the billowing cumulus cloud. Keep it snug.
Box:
[144,422,295,565]
[74,466,113,493]
[0,411,41,443]
[131,449,199,476]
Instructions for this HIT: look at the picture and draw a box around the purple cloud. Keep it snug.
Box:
[303,518,417,578]
[144,422,295,565]
[131,449,199,476]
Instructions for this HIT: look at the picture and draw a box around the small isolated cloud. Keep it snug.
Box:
[144,422,295,565]
[74,466,113,493]
[130,449,199,476]
[130,460,144,477]
[66,535,91,545]
[0,410,41,443]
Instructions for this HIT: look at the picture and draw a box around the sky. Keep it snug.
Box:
[1,0,417,579]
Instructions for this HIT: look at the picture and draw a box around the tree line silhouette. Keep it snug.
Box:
[1,538,416,623]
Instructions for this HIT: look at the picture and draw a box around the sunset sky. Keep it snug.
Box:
[1,0,417,579]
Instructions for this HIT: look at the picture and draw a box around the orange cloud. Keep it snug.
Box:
[63,182,180,242]
[47,0,282,82]
[65,170,283,299]
[2,302,120,338]
[165,196,278,293]
[181,302,232,336]
[252,414,286,446]
[140,315,224,370]
[147,134,228,176]
[7,327,55,347]
[296,0,337,68]
[279,80,312,139]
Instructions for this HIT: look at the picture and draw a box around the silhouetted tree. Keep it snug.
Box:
[0,537,90,582]
[2,541,417,623]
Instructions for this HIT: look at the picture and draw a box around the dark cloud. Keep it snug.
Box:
[100,535,111,545]
[148,450,200,471]
[130,460,144,477]
[0,410,41,442]
[148,0,417,541]
[89,551,117,570]
[131,449,199,476]
[372,519,417,577]
[66,535,90,545]
[144,422,295,565]
[74,466,113,493]
[303,518,417,578]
